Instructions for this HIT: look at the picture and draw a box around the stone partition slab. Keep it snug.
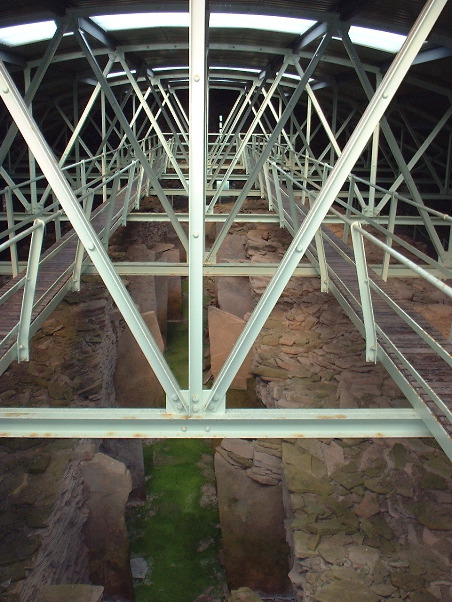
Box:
[114,310,165,407]
[81,452,134,600]
[208,306,252,390]
[160,248,183,321]
[217,276,253,319]
[215,444,291,595]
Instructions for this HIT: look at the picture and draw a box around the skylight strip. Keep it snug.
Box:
[107,70,136,79]
[210,66,261,73]
[349,25,406,53]
[92,12,315,35]
[0,20,57,46]
[91,13,189,30]
[210,14,316,34]
[153,66,188,72]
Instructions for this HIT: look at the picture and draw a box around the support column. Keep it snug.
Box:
[188,0,208,413]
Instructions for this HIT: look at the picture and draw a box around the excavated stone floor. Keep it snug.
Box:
[0,195,451,601]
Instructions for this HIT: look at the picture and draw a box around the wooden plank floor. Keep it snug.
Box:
[0,187,130,367]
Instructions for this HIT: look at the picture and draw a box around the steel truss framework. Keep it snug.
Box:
[0,0,450,459]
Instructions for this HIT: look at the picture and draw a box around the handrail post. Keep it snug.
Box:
[382,192,398,281]
[308,196,329,293]
[53,194,62,241]
[136,164,145,210]
[72,189,94,292]
[343,174,355,244]
[271,163,285,228]
[17,219,45,362]
[102,173,120,249]
[263,161,273,211]
[5,188,19,277]
[287,172,299,231]
[122,162,137,226]
[351,222,377,362]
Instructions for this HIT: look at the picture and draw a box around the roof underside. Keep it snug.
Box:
[0,0,450,121]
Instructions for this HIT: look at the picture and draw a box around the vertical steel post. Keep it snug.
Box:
[17,220,45,362]
[122,162,137,226]
[302,94,312,205]
[53,197,62,241]
[343,174,355,244]
[188,0,208,413]
[368,74,382,216]
[351,223,377,362]
[445,131,452,193]
[73,79,81,189]
[263,162,273,211]
[101,90,107,205]
[24,68,39,213]
[271,163,285,226]
[382,193,398,282]
[102,174,120,249]
[5,189,19,277]
[72,189,94,292]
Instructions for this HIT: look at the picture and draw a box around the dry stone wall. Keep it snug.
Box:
[243,222,452,602]
[0,275,134,601]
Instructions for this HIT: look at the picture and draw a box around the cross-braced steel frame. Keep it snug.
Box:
[0,0,450,459]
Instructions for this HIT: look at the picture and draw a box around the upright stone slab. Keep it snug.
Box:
[100,439,146,501]
[208,306,252,390]
[125,244,157,314]
[114,310,165,407]
[215,446,290,594]
[125,242,169,342]
[160,248,183,322]
[81,453,133,600]
[216,232,247,261]
[217,276,253,319]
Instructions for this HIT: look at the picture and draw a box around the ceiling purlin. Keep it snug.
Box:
[0,47,26,67]
[379,44,452,74]
[45,0,73,18]
[333,0,375,22]
[292,21,330,54]
[77,16,117,51]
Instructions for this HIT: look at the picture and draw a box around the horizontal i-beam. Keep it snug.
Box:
[0,408,430,439]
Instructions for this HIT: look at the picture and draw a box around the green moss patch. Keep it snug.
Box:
[127,440,225,601]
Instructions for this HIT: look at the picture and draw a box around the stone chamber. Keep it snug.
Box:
[0,1,451,601]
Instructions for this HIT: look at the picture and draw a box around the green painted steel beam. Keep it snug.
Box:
[0,408,431,439]
[2,212,451,226]
[0,262,444,279]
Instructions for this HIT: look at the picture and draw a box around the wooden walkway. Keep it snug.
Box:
[0,186,131,374]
